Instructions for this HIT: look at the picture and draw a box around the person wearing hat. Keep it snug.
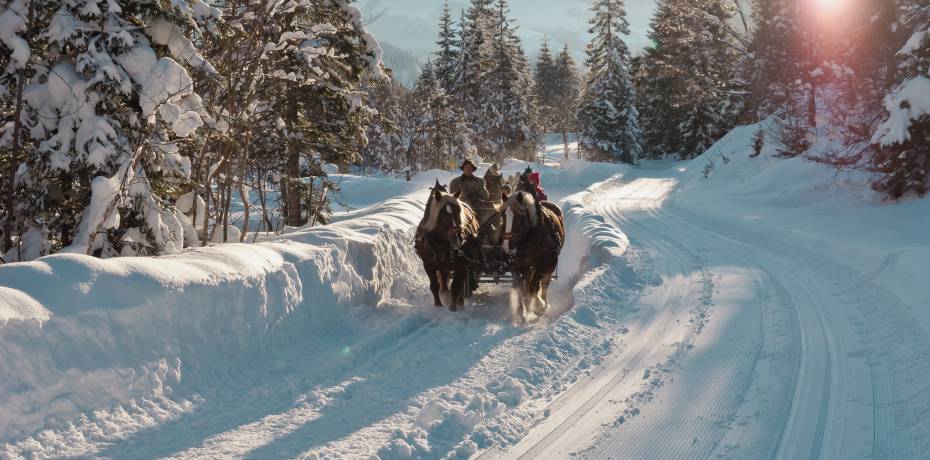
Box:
[450,158,492,221]
[483,163,504,205]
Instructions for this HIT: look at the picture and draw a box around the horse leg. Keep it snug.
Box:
[523,268,541,318]
[426,265,442,307]
[438,271,452,307]
[535,272,553,315]
[511,270,527,322]
[449,271,461,311]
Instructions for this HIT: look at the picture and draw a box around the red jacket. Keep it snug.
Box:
[528,172,547,200]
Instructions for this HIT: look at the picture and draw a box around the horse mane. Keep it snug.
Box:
[424,193,478,232]
[503,191,538,227]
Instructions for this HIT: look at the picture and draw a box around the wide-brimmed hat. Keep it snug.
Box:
[459,158,477,171]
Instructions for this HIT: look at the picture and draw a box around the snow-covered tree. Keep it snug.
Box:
[194,0,385,235]
[638,0,688,158]
[455,0,495,154]
[553,45,581,157]
[483,0,536,160]
[871,1,930,198]
[745,0,799,120]
[363,75,408,173]
[0,0,47,258]
[3,0,220,258]
[434,1,460,96]
[408,60,474,170]
[677,0,740,158]
[577,0,643,163]
[637,0,741,159]
[534,38,558,133]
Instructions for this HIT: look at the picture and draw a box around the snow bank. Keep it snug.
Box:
[0,154,641,458]
[672,119,930,320]
[0,192,426,453]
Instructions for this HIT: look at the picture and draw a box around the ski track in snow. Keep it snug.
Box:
[498,173,930,459]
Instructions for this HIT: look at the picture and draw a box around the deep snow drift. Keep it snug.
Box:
[1,131,928,459]
[0,155,634,459]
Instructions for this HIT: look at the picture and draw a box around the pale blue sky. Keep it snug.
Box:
[360,0,658,66]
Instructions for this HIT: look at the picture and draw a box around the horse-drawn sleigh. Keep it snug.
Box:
[414,180,565,321]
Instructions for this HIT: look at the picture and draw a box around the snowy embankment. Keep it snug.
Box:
[675,120,930,320]
[0,157,639,458]
[0,171,445,457]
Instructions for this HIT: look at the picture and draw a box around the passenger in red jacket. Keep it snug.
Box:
[528,171,547,201]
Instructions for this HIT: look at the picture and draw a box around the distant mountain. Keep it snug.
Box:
[379,41,422,88]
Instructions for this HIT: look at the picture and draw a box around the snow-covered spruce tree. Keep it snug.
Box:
[638,0,742,159]
[776,0,827,157]
[577,0,643,164]
[483,0,536,160]
[676,0,740,159]
[7,0,219,258]
[534,38,558,134]
[553,45,581,157]
[745,0,798,120]
[638,0,688,159]
[871,1,930,198]
[409,60,474,170]
[456,0,495,155]
[362,74,408,173]
[811,1,907,171]
[0,0,49,258]
[434,0,460,96]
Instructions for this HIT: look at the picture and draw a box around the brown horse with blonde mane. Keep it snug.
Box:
[414,181,481,311]
[499,190,565,321]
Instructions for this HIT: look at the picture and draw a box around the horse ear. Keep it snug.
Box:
[453,190,461,199]
[433,187,442,201]
[501,192,509,202]
[516,192,524,204]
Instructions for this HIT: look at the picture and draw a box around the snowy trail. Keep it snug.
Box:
[497,171,930,459]
[2,154,928,459]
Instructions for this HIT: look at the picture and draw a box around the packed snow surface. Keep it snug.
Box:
[1,131,928,459]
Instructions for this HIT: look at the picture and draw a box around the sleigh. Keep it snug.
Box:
[461,243,556,299]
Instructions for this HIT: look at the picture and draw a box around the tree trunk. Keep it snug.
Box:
[3,68,26,252]
[286,151,302,227]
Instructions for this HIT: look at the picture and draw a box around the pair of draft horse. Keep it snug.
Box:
[414,180,565,321]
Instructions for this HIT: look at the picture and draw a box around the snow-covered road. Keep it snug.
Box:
[2,141,929,459]
[495,171,930,459]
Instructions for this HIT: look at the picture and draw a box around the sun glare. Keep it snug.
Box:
[810,0,849,14]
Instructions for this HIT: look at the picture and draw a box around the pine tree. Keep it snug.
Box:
[409,60,475,170]
[871,1,930,198]
[677,0,740,158]
[0,0,47,258]
[577,0,643,163]
[745,0,799,120]
[638,0,688,158]
[456,0,495,154]
[5,0,220,258]
[483,0,537,160]
[534,38,558,134]
[363,74,408,173]
[553,45,581,157]
[434,1,460,95]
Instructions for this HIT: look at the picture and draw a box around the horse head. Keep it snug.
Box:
[426,186,473,249]
[499,191,538,253]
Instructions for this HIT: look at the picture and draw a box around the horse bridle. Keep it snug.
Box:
[501,204,532,245]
